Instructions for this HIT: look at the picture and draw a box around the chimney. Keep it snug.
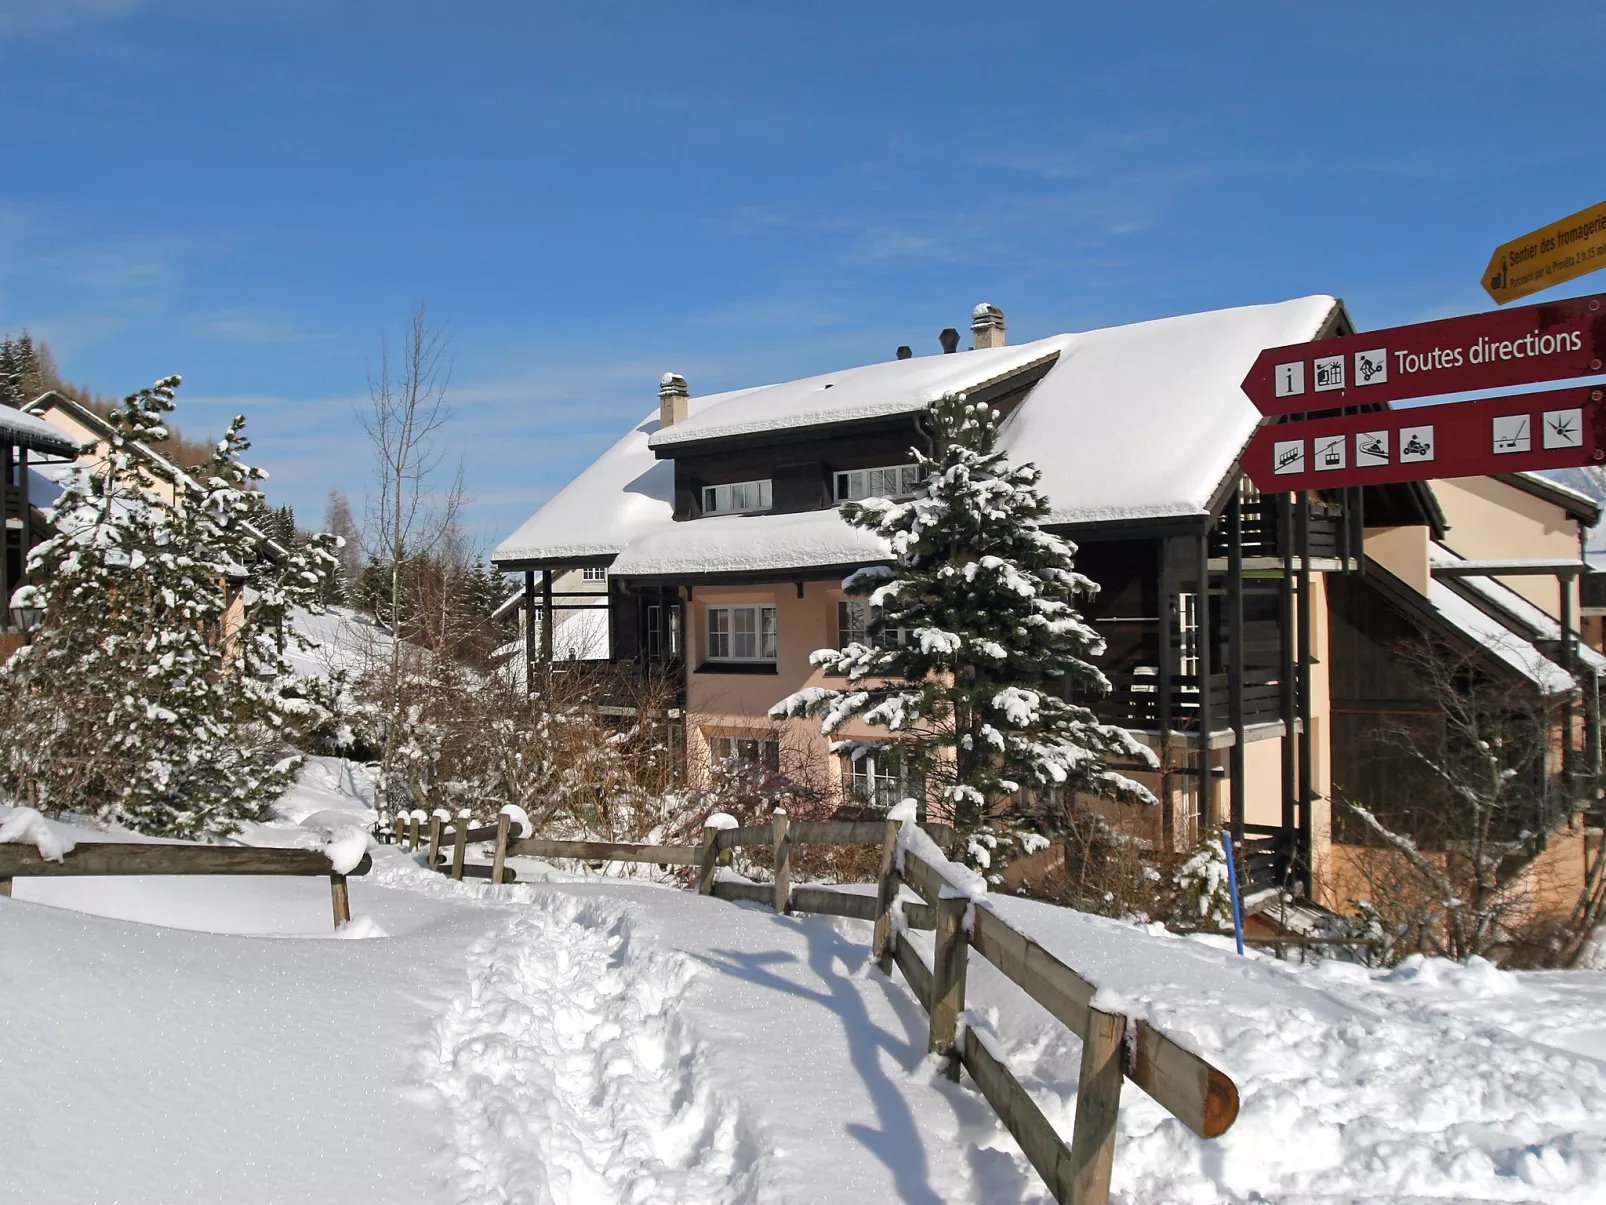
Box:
[658,372,688,427]
[939,328,960,354]
[971,303,1006,349]
[896,345,912,360]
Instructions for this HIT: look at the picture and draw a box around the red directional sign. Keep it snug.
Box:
[1241,386,1605,494]
[1241,293,1606,416]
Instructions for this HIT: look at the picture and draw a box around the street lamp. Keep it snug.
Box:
[9,586,43,634]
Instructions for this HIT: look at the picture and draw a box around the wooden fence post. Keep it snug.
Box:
[427,816,443,871]
[329,873,350,929]
[491,813,510,886]
[451,816,469,881]
[871,818,900,974]
[930,892,970,1082]
[1067,1007,1127,1205]
[772,809,790,914]
[392,816,405,847]
[407,815,421,852]
[698,822,720,895]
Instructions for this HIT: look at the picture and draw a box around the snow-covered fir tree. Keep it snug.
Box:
[0,375,341,838]
[771,391,1157,874]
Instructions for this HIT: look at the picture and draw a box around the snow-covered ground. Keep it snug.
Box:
[3,760,1604,1204]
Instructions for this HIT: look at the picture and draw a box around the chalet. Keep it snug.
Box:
[0,401,78,646]
[493,298,1602,918]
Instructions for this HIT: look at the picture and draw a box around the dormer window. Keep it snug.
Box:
[834,464,921,502]
[702,479,773,514]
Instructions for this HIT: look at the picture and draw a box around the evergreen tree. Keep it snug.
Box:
[772,391,1156,871]
[0,376,340,838]
[0,332,50,408]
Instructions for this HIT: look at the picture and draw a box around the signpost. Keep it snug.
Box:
[1241,385,1604,494]
[1484,199,1606,306]
[1240,292,1606,416]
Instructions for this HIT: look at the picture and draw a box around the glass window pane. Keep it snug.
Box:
[760,606,777,659]
[901,465,921,495]
[733,607,757,658]
[758,479,772,509]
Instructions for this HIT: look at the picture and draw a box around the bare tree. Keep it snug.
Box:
[1335,636,1578,963]
[358,304,463,775]
[322,489,362,595]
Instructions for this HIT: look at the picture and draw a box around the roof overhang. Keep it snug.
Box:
[1432,558,1588,579]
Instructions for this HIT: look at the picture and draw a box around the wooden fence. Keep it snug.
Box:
[0,842,373,929]
[403,810,1236,1205]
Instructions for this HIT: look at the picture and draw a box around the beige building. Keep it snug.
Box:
[494,299,1603,927]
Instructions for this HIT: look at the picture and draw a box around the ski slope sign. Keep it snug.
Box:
[1241,386,1604,493]
[1240,293,1606,417]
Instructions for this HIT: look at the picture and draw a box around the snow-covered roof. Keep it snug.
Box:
[494,295,1339,570]
[611,508,891,577]
[493,607,611,674]
[1423,579,1577,694]
[0,405,79,457]
[648,342,1064,449]
[1429,542,1606,675]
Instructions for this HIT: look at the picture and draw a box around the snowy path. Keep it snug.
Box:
[420,894,756,1205]
[5,773,1606,1204]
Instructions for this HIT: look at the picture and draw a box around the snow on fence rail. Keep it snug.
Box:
[706,813,1240,1205]
[389,807,1237,1204]
[0,842,373,930]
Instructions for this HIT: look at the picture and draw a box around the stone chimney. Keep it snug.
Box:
[659,372,688,427]
[971,303,1006,349]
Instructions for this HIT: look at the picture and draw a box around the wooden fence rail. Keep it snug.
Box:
[704,814,1238,1205]
[0,842,372,929]
[398,808,1237,1205]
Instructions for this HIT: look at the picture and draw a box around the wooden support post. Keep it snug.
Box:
[772,810,790,914]
[871,818,901,974]
[1195,526,1215,839]
[1277,492,1296,876]
[1296,491,1313,898]
[1227,487,1246,848]
[451,817,469,881]
[541,568,554,677]
[698,824,720,895]
[523,569,536,697]
[392,815,405,847]
[491,813,510,886]
[407,815,421,852]
[1156,536,1174,853]
[929,892,970,1082]
[1067,1007,1128,1205]
[427,815,443,872]
[329,873,350,929]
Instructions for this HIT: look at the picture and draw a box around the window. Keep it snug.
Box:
[847,746,923,810]
[835,464,922,502]
[1176,592,1199,677]
[582,566,606,582]
[702,479,773,514]
[710,735,781,776]
[706,604,777,662]
[837,599,909,651]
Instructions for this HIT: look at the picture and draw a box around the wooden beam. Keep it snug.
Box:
[491,813,510,886]
[871,819,900,973]
[506,837,699,866]
[892,928,933,1011]
[929,893,970,1080]
[961,1027,1077,1205]
[451,819,468,881]
[541,568,554,668]
[329,873,350,928]
[523,569,536,696]
[427,815,443,870]
[1066,1008,1127,1205]
[1195,526,1214,837]
[772,810,790,915]
[0,844,373,877]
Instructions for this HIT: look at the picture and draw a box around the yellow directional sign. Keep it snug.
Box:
[1484,199,1606,305]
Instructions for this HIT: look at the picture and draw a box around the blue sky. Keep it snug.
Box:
[2,1,1603,547]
